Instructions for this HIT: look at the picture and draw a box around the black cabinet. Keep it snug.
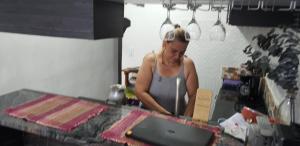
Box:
[0,126,23,146]
[0,0,124,39]
[228,8,299,27]
[228,1,300,27]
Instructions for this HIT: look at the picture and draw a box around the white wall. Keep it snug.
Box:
[0,32,118,100]
[123,4,271,97]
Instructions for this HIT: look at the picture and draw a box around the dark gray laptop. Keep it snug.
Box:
[126,116,214,146]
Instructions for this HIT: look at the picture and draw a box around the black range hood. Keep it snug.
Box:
[0,0,124,39]
[228,0,300,27]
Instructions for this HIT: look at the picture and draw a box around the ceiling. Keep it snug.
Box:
[121,0,292,6]
[125,0,179,4]
[125,0,162,4]
[124,0,212,5]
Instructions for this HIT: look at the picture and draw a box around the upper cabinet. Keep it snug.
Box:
[0,0,124,39]
[228,0,300,27]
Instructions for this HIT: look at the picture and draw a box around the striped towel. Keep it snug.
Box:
[5,94,107,132]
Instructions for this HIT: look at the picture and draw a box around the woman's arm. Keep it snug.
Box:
[184,58,199,117]
[135,54,171,115]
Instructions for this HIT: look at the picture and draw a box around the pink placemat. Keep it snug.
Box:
[5,94,108,132]
[101,109,221,146]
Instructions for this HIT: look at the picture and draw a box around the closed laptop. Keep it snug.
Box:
[126,116,214,146]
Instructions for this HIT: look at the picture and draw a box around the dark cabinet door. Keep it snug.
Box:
[0,0,124,39]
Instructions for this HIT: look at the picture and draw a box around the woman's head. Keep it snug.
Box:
[162,25,190,65]
[164,24,190,43]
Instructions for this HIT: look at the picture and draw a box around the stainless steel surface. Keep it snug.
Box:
[107,84,126,105]
[175,77,181,116]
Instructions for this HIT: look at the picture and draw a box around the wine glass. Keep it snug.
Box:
[160,3,174,40]
[186,9,201,40]
[209,8,226,41]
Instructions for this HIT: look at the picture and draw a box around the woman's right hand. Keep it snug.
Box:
[152,109,172,116]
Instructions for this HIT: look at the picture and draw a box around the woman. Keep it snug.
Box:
[135,25,198,117]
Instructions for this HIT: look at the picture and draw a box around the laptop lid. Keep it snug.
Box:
[126,116,214,146]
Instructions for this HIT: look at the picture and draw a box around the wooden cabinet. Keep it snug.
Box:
[0,0,124,39]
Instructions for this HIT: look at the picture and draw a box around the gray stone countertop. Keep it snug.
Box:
[0,89,248,146]
[0,89,133,146]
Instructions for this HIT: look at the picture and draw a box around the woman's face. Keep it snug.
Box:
[163,40,188,64]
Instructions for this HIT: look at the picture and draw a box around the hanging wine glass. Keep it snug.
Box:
[160,1,175,40]
[186,7,201,40]
[185,1,201,40]
[209,8,226,41]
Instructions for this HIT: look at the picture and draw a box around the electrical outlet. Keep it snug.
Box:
[128,48,134,57]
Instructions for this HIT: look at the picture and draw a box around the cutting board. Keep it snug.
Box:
[192,88,213,123]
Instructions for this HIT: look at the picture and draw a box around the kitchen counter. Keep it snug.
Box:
[211,88,272,146]
[0,89,131,146]
[211,89,239,122]
[0,89,251,146]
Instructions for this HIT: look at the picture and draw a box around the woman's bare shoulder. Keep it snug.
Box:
[183,56,195,68]
[143,52,156,64]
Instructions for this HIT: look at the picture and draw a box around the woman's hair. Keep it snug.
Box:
[165,24,190,43]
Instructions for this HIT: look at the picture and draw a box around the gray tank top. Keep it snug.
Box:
[148,52,187,115]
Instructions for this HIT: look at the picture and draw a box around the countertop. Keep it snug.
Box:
[0,88,249,146]
[211,89,239,122]
[0,89,131,146]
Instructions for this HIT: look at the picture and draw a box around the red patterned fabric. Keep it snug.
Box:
[101,109,221,146]
[6,94,107,132]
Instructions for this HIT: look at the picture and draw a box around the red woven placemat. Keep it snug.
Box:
[6,94,107,132]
